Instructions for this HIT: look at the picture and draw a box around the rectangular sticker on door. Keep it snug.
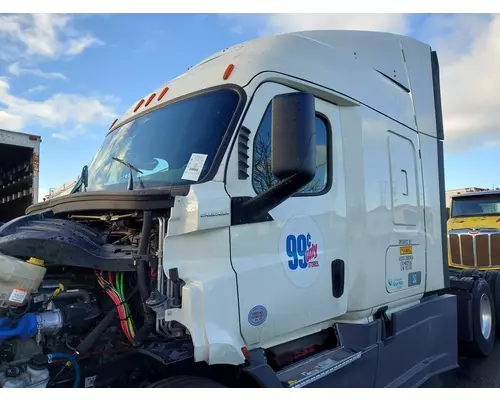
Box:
[400,246,412,255]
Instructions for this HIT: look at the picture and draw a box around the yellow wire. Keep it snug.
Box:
[52,283,65,297]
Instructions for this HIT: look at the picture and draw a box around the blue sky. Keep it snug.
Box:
[0,13,498,198]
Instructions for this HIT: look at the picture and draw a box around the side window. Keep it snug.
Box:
[252,103,329,195]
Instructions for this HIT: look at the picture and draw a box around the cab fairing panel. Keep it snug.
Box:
[114,31,436,141]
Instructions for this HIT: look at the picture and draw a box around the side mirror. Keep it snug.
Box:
[271,92,316,182]
[235,92,317,223]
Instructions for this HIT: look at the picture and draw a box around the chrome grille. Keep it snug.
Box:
[448,229,500,268]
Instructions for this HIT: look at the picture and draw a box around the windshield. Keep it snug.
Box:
[85,88,241,192]
[451,194,500,218]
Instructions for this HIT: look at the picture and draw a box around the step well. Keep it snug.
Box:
[277,346,362,388]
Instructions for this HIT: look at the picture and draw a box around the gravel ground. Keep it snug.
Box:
[423,339,500,388]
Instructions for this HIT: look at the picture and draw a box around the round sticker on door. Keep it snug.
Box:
[279,216,324,288]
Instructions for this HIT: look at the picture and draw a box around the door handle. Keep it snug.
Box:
[401,169,408,196]
[331,259,345,298]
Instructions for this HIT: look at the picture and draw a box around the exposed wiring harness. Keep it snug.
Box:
[48,285,139,388]
[95,271,136,343]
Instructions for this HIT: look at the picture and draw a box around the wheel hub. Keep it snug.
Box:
[480,292,493,339]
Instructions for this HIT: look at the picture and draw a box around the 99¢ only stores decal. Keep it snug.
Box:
[279,216,324,288]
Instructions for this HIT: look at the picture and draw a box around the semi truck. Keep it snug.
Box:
[447,189,500,325]
[0,29,496,388]
[448,188,500,273]
[0,129,41,226]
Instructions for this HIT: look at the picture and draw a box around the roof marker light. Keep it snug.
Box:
[134,99,145,112]
[109,119,118,130]
[145,93,156,107]
[158,86,169,101]
[223,64,234,80]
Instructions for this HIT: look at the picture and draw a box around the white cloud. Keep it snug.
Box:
[221,13,410,37]
[0,14,102,60]
[8,62,67,80]
[262,13,411,35]
[420,14,500,153]
[66,35,103,56]
[51,124,86,141]
[27,85,49,94]
[0,110,23,131]
[0,14,114,144]
[0,78,118,138]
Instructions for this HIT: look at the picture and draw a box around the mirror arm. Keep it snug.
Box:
[238,169,313,221]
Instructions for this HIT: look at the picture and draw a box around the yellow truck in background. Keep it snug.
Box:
[448,189,500,330]
[448,189,500,272]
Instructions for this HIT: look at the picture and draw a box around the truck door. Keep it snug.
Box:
[385,127,426,294]
[225,82,348,347]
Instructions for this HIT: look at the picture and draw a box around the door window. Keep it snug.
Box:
[252,103,330,196]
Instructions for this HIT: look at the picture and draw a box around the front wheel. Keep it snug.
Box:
[146,375,227,388]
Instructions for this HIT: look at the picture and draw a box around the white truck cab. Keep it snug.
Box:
[0,30,493,389]
[125,29,450,362]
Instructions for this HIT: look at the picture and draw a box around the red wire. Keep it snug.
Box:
[95,271,133,343]
[107,290,132,343]
[108,272,115,287]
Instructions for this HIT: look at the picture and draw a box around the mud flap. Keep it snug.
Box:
[448,276,475,343]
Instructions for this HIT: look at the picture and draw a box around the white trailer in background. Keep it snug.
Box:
[0,129,41,224]
[48,176,79,200]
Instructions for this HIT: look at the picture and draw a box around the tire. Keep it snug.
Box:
[459,269,479,278]
[466,278,496,357]
[146,375,227,388]
[483,271,500,330]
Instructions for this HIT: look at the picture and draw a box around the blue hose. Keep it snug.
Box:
[47,352,80,388]
[0,314,38,343]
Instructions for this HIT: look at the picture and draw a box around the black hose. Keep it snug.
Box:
[48,287,138,388]
[137,211,153,302]
[76,287,138,355]
[55,289,91,303]
[135,211,156,341]
[132,324,151,347]
[75,306,117,355]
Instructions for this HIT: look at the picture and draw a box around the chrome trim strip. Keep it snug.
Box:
[489,234,492,266]
[473,233,477,267]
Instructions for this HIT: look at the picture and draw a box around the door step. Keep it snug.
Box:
[277,347,362,388]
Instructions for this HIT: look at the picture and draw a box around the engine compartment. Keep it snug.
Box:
[0,212,142,271]
[0,207,190,388]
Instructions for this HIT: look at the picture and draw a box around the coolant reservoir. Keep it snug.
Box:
[0,253,46,309]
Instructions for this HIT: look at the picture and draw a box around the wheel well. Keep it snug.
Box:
[195,364,263,388]
[139,362,263,388]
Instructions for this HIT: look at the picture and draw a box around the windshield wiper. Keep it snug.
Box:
[111,156,144,190]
